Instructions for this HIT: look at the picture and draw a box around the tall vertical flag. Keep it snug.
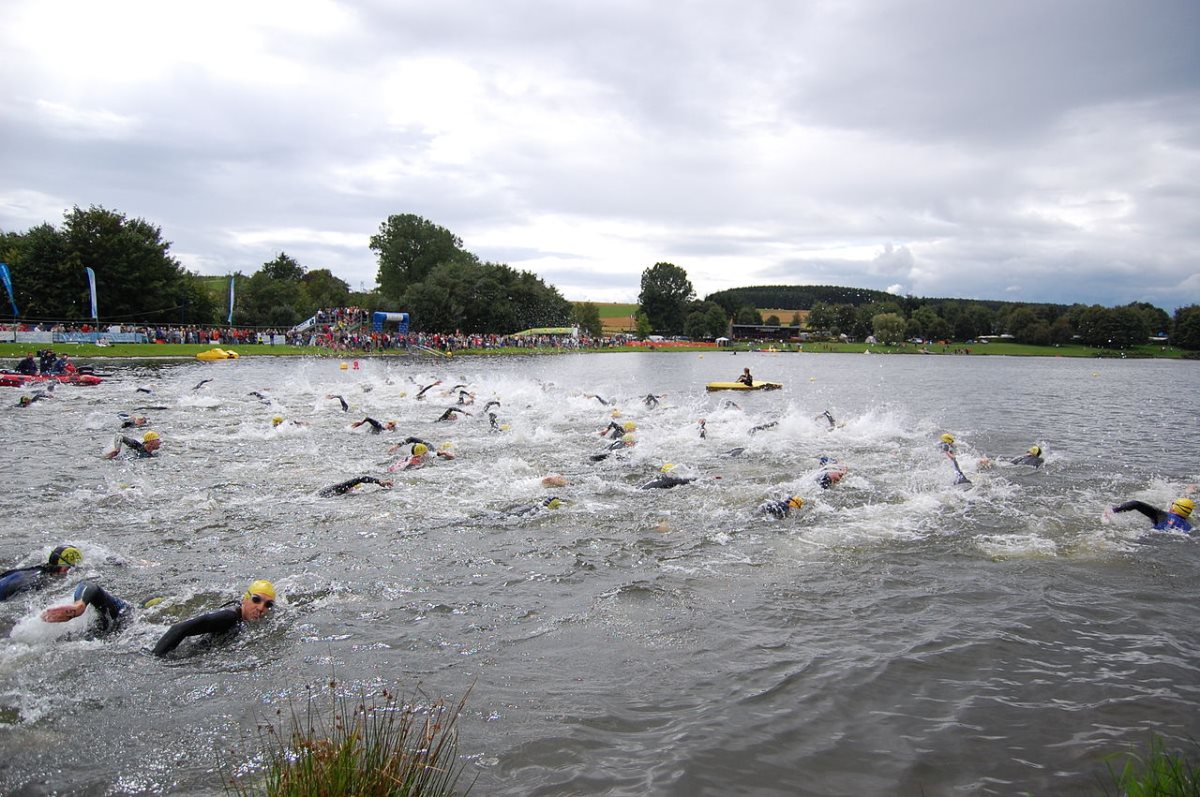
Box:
[85,267,99,321]
[227,276,236,324]
[0,262,17,316]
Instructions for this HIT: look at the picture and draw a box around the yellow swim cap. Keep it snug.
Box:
[611,409,621,418]
[787,496,805,510]
[940,433,955,445]
[623,421,637,432]
[49,545,83,567]
[1171,497,1195,518]
[621,433,635,444]
[412,443,429,457]
[272,415,284,427]
[1028,445,1041,457]
[544,497,562,509]
[661,463,676,473]
[143,430,160,442]
[244,579,276,601]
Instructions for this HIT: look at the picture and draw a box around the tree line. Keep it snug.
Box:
[3,206,1197,349]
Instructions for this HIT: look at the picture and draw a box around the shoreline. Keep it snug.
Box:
[0,341,1192,361]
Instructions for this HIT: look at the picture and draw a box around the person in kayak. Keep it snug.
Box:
[40,581,131,633]
[318,476,393,497]
[755,495,805,519]
[104,430,162,459]
[14,352,38,375]
[152,579,276,657]
[1108,496,1194,532]
[736,368,754,387]
[0,545,83,601]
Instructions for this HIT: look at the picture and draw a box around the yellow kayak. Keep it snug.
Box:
[196,348,239,361]
[705,381,782,392]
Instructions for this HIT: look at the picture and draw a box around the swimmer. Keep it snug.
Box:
[1010,445,1044,468]
[749,421,778,435]
[325,394,349,412]
[192,378,212,391]
[939,433,971,485]
[135,386,154,394]
[350,417,397,434]
[152,580,276,657]
[1108,496,1194,532]
[40,581,131,633]
[0,545,82,601]
[482,399,501,414]
[387,436,432,455]
[118,413,149,428]
[584,393,614,406]
[601,420,636,439]
[816,456,849,489]
[16,392,51,407]
[816,410,837,430]
[541,474,568,488]
[639,465,696,490]
[755,495,805,519]
[272,415,308,428]
[507,496,565,516]
[415,380,442,400]
[249,391,271,402]
[104,430,162,459]
[436,407,471,422]
[643,393,665,408]
[698,418,707,439]
[317,476,393,497]
[456,390,475,405]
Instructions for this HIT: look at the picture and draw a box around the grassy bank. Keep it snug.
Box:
[0,340,1190,361]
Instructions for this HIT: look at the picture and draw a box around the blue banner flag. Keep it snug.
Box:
[85,267,98,321]
[228,276,236,324]
[0,262,17,316]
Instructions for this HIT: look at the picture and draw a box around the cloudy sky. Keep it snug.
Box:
[2,1,1197,310]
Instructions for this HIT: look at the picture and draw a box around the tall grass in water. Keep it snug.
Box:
[226,681,473,797]
[1103,736,1200,797]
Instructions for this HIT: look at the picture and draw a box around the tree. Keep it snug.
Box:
[301,269,351,312]
[638,262,695,334]
[765,314,781,326]
[634,310,652,338]
[1173,305,1200,350]
[873,312,906,344]
[370,214,464,304]
[260,252,305,282]
[735,305,762,325]
[572,302,603,338]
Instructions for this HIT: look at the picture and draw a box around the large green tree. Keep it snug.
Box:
[638,262,695,334]
[403,258,570,333]
[872,312,906,344]
[1173,305,1200,350]
[572,302,603,338]
[370,214,465,304]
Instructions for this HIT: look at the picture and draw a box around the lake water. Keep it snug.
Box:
[1,351,1198,796]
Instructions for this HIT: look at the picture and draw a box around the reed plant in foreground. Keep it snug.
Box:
[1102,735,1200,797]
[225,680,473,797]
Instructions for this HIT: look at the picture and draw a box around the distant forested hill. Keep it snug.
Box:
[705,285,893,311]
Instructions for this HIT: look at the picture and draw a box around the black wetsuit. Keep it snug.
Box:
[643,394,663,407]
[436,407,470,422]
[639,474,696,490]
[15,356,38,375]
[1010,453,1043,468]
[73,582,131,633]
[356,417,388,434]
[749,422,778,435]
[193,379,212,390]
[482,400,501,414]
[318,476,388,497]
[328,394,349,412]
[115,436,156,458]
[602,421,625,439]
[0,564,59,601]
[416,381,441,400]
[153,604,242,656]
[756,499,797,518]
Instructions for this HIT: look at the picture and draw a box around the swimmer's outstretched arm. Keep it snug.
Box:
[1111,500,1167,525]
[153,607,241,657]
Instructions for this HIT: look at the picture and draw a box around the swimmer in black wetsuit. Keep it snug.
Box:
[16,392,52,407]
[415,380,442,400]
[318,476,393,497]
[104,430,161,459]
[351,417,396,434]
[118,413,149,428]
[697,419,707,439]
[816,410,837,430]
[1010,445,1044,468]
[193,378,212,390]
[436,407,471,422]
[41,581,131,633]
[482,399,501,414]
[507,496,565,516]
[0,545,82,601]
[643,393,665,408]
[152,580,276,657]
[457,389,475,405]
[325,394,349,412]
[755,495,805,519]
[749,421,777,435]
[639,466,696,489]
[584,393,614,406]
